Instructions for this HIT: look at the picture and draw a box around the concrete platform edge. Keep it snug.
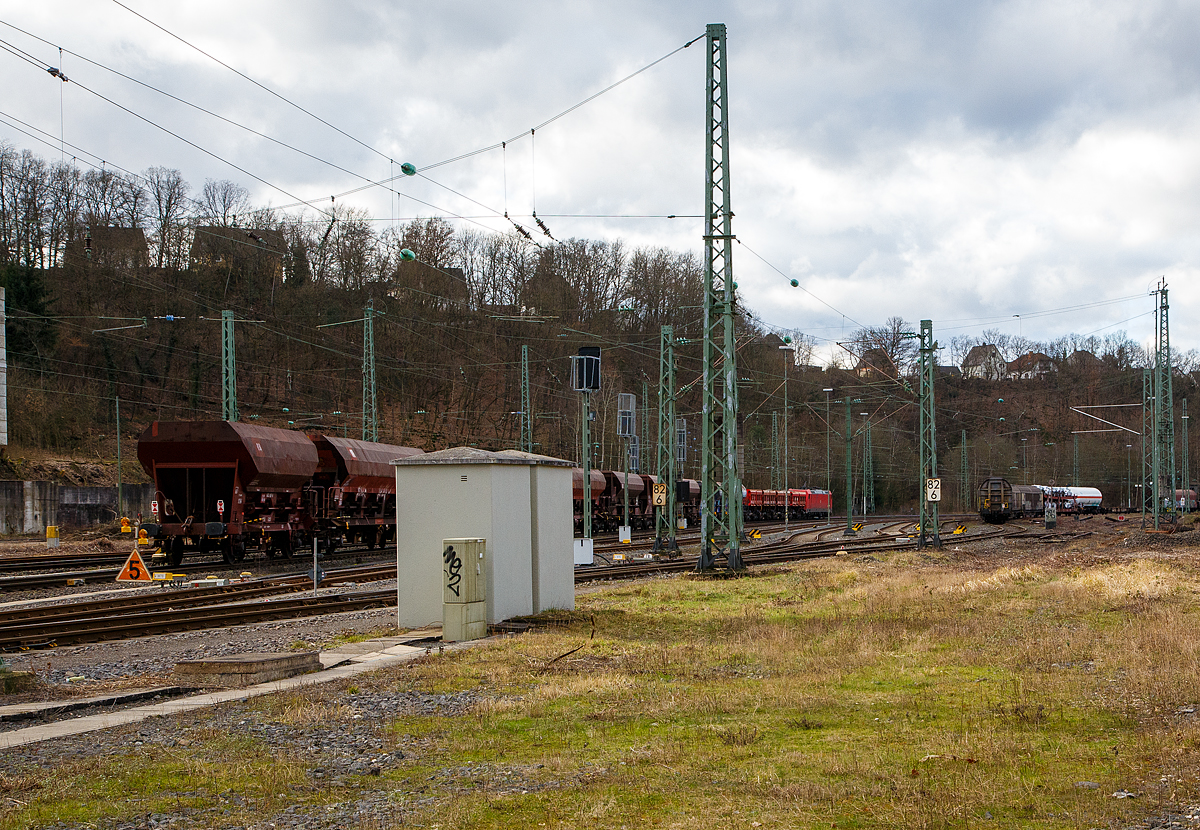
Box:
[0,639,459,749]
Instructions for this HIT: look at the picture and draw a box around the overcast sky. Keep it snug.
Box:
[1,0,1196,364]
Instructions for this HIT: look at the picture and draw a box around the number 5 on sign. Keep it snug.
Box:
[926,478,942,502]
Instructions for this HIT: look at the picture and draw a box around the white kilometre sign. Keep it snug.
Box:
[926,478,942,502]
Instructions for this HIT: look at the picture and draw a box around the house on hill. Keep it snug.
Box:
[961,345,1007,380]
[1068,350,1103,372]
[388,261,469,311]
[63,227,149,270]
[189,226,285,283]
[856,347,898,379]
[1007,352,1055,380]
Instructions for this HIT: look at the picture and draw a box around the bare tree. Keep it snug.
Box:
[848,316,917,375]
[144,166,191,269]
[199,179,250,227]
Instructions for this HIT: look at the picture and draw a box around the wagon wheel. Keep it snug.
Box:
[167,537,185,567]
[223,539,246,564]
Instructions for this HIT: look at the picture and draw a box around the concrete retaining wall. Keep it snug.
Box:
[0,482,155,535]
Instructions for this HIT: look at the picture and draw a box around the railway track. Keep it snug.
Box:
[0,563,398,651]
[577,521,1065,582]
[0,544,391,592]
[0,516,1064,652]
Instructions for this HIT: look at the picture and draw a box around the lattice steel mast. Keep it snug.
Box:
[362,300,378,442]
[771,412,782,490]
[655,325,678,554]
[521,345,533,452]
[863,417,874,514]
[1142,367,1154,522]
[918,320,940,548]
[698,22,743,571]
[221,309,237,421]
[1155,280,1176,525]
[1183,398,1191,514]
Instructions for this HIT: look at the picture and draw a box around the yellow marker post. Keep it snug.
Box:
[45,525,60,549]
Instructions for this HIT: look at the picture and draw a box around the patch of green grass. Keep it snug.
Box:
[10,550,1200,829]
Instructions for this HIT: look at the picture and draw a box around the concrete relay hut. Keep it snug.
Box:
[392,447,575,632]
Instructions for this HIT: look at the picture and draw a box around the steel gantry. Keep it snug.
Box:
[655,325,679,554]
[221,309,237,422]
[698,22,743,571]
[918,320,940,548]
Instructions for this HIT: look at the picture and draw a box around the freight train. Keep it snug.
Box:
[137,421,422,566]
[572,469,833,534]
[138,420,836,565]
[977,477,1105,523]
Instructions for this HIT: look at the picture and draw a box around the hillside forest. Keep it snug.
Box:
[1,142,1195,512]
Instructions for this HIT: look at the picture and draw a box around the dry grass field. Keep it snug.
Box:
[6,521,1200,829]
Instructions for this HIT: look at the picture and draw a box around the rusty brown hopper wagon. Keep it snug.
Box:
[137,421,422,566]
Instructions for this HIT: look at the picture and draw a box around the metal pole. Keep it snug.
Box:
[781,345,791,530]
[771,412,781,491]
[655,326,678,553]
[824,388,833,491]
[918,320,940,548]
[844,396,855,537]
[862,415,873,514]
[1072,434,1079,487]
[1126,443,1132,510]
[1022,439,1028,485]
[623,435,630,530]
[313,536,319,597]
[362,300,377,442]
[221,309,238,422]
[115,395,121,518]
[1183,399,1190,513]
[698,22,743,571]
[1143,367,1153,524]
[960,429,969,512]
[582,391,591,540]
[521,345,532,452]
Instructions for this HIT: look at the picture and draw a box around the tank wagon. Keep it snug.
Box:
[1035,485,1103,514]
[137,421,422,565]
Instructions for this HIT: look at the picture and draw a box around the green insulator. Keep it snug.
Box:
[400,163,417,176]
[790,279,799,287]
[783,335,792,344]
[399,248,417,261]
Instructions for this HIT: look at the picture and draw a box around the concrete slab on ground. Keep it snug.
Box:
[0,627,451,749]
[0,687,185,721]
[172,652,320,688]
